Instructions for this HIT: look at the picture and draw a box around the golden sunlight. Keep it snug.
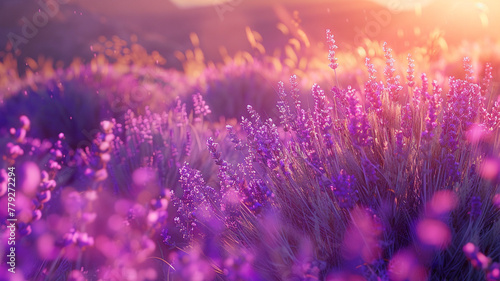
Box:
[368,0,434,11]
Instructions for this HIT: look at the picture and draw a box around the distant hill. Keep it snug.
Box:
[0,0,499,72]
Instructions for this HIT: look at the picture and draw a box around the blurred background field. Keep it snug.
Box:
[2,0,500,145]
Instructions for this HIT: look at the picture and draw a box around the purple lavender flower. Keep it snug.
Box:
[207,137,223,165]
[475,63,493,122]
[407,54,416,88]
[401,103,413,138]
[442,153,460,184]
[421,82,440,151]
[172,163,220,240]
[332,169,358,209]
[420,73,430,102]
[242,105,282,168]
[326,29,338,70]
[193,92,212,122]
[486,100,500,130]
[395,130,404,160]
[464,57,475,83]
[173,96,188,126]
[183,130,192,157]
[312,83,333,148]
[469,196,482,221]
[446,77,482,131]
[226,124,243,150]
[361,157,378,184]
[364,58,383,117]
[440,105,459,153]
[346,87,373,147]
[289,74,301,111]
[481,63,493,96]
[383,42,403,102]
[277,81,293,132]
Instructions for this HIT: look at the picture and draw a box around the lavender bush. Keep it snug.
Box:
[165,34,500,280]
[1,28,500,281]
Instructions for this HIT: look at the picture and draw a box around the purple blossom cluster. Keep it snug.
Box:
[383,43,403,102]
[332,170,358,209]
[364,58,383,118]
[346,86,373,147]
[172,163,219,240]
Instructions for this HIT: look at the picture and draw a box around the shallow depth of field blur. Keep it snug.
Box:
[2,0,500,280]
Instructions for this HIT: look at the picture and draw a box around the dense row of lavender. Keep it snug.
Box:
[1,31,500,280]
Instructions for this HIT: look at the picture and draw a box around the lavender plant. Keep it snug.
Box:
[2,28,500,281]
[168,37,500,280]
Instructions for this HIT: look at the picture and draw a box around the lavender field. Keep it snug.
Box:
[1,0,500,280]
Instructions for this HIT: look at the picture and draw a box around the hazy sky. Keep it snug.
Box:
[169,0,435,9]
[75,0,436,12]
